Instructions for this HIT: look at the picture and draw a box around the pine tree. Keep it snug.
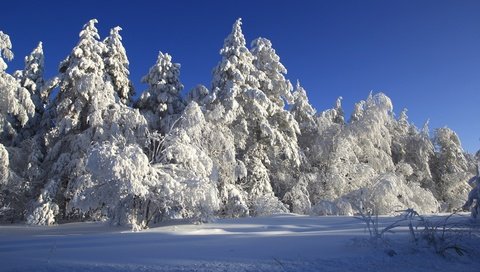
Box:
[290,81,317,162]
[251,37,294,107]
[212,18,259,101]
[136,51,185,134]
[0,31,35,144]
[29,20,148,225]
[13,42,47,140]
[54,19,115,133]
[104,26,134,105]
[210,19,301,214]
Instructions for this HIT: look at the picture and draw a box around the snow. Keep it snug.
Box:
[1,213,479,271]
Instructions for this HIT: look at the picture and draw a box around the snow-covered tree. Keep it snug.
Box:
[251,37,293,107]
[159,102,221,221]
[291,82,316,132]
[103,26,134,104]
[13,42,48,142]
[389,111,435,191]
[15,42,46,115]
[210,19,302,214]
[212,18,259,104]
[311,93,439,215]
[333,96,345,124]
[186,84,210,106]
[283,175,311,214]
[432,127,472,210]
[54,19,115,133]
[463,151,479,218]
[290,81,317,163]
[0,31,35,144]
[28,20,148,225]
[0,32,14,72]
[136,51,185,134]
[70,139,180,228]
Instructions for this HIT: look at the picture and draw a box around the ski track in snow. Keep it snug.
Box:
[1,214,479,272]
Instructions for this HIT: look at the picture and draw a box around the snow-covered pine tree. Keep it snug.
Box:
[28,20,148,225]
[290,81,317,162]
[136,51,185,134]
[250,36,302,199]
[53,19,115,133]
[210,19,301,214]
[287,82,318,213]
[0,31,35,144]
[28,19,113,225]
[250,37,294,107]
[103,26,134,105]
[12,42,48,143]
[432,127,473,210]
[333,96,345,124]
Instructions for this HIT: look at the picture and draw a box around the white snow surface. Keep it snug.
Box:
[1,213,479,271]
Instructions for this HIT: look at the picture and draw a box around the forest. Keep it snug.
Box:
[0,18,477,230]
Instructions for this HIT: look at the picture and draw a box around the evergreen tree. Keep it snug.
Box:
[13,42,47,141]
[0,31,35,144]
[54,19,115,133]
[251,37,294,107]
[136,51,185,134]
[29,20,148,225]
[210,19,301,214]
[103,26,134,105]
[290,81,317,165]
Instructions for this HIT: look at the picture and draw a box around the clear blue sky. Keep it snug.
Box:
[1,0,479,152]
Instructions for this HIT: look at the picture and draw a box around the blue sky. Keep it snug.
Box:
[1,0,479,152]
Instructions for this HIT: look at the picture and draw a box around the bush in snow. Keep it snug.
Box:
[27,197,59,226]
[311,198,354,216]
[350,174,439,215]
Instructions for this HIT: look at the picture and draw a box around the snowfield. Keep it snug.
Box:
[1,213,479,272]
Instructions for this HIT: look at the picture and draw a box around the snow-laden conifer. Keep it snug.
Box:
[251,37,294,106]
[0,31,35,143]
[210,19,302,215]
[54,19,115,133]
[137,51,185,134]
[28,20,148,225]
[104,26,134,104]
[13,42,48,142]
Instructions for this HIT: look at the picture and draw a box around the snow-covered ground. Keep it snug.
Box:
[1,213,479,271]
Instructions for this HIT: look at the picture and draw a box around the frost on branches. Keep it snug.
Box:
[0,18,476,227]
